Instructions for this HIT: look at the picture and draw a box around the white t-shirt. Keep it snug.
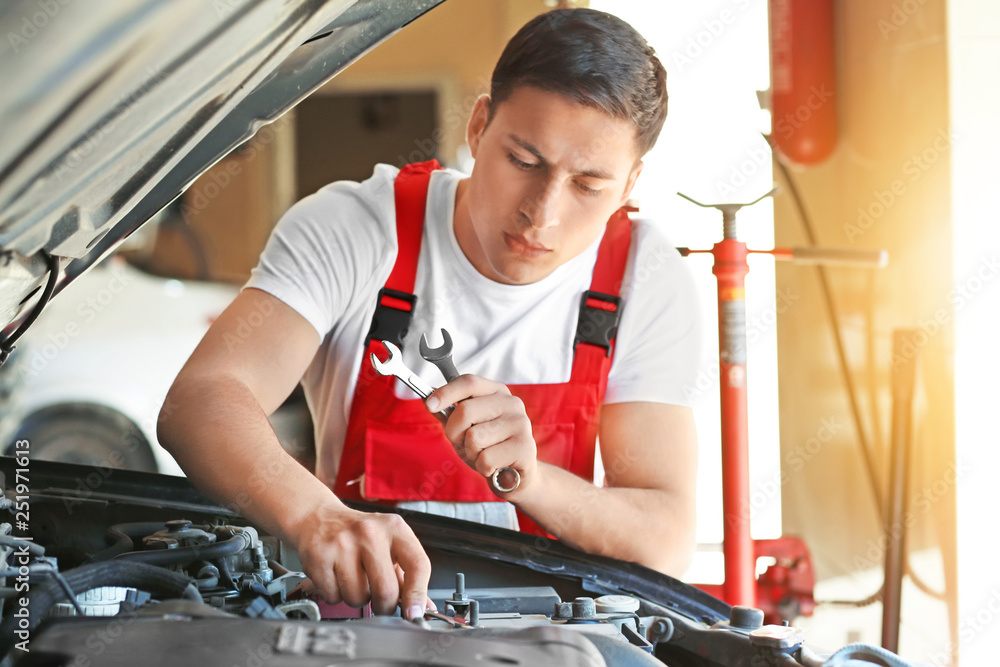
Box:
[244,164,703,489]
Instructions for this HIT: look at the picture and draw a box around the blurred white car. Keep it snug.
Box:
[11,257,239,474]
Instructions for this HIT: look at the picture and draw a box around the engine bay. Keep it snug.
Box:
[0,457,892,667]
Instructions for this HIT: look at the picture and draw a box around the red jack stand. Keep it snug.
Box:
[678,189,884,616]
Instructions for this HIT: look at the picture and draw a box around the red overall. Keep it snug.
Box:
[333,161,633,537]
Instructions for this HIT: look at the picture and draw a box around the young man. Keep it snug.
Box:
[159,8,701,623]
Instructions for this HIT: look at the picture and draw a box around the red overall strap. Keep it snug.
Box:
[335,161,442,498]
[569,207,633,394]
[386,159,441,296]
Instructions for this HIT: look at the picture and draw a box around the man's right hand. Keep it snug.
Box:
[289,501,432,620]
[159,288,432,621]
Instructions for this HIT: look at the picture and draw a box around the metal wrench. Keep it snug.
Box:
[418,329,521,495]
[418,328,460,382]
[371,340,441,406]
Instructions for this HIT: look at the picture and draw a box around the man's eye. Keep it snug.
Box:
[576,182,601,196]
[506,153,536,170]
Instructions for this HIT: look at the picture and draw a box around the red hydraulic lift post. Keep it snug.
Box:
[679,189,888,611]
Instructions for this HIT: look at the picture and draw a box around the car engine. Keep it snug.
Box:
[0,457,911,667]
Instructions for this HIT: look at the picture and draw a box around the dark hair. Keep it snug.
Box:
[489,8,668,157]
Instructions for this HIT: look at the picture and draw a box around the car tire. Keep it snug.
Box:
[11,403,158,472]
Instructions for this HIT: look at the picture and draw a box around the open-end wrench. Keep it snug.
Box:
[371,340,445,408]
[419,328,460,382]
[417,329,520,495]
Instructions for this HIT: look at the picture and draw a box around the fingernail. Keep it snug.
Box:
[426,396,440,411]
[408,604,425,621]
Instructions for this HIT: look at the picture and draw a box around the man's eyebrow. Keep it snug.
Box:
[508,134,614,180]
[509,134,546,163]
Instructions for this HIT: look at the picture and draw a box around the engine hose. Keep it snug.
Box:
[0,560,199,659]
[113,528,252,567]
[581,633,662,667]
[86,522,169,563]
[215,556,237,590]
[0,535,45,557]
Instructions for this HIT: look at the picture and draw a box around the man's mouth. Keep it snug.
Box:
[503,232,551,258]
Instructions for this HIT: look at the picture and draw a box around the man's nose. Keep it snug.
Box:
[521,178,562,229]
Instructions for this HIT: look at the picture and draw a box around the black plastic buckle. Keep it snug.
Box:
[574,290,622,356]
[365,288,417,347]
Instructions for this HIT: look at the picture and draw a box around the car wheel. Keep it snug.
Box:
[12,403,158,472]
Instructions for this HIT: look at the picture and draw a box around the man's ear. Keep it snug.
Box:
[466,94,492,160]
[620,160,644,206]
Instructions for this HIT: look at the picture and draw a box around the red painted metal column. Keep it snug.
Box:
[712,235,755,608]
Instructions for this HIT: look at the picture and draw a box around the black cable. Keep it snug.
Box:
[820,585,884,609]
[0,251,59,368]
[773,156,884,515]
[774,153,947,604]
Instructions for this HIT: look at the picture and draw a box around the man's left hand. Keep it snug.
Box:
[424,375,537,496]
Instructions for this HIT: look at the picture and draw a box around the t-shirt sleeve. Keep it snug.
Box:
[604,220,704,407]
[242,165,399,339]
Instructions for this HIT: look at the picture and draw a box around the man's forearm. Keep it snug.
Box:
[157,373,340,545]
[512,462,694,577]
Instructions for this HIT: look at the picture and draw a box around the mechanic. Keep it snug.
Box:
[159,8,701,625]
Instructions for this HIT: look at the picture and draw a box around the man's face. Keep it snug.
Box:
[455,86,643,286]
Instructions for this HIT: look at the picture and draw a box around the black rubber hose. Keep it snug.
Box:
[113,528,251,567]
[0,560,199,659]
[86,522,168,563]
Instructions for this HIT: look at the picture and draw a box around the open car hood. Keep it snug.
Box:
[0,0,445,338]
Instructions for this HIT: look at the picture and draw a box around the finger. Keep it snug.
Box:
[474,434,530,478]
[389,525,432,621]
[395,564,437,615]
[426,374,510,413]
[443,393,521,445]
[301,557,343,606]
[361,543,401,616]
[291,577,317,597]
[333,546,370,608]
[462,412,527,460]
